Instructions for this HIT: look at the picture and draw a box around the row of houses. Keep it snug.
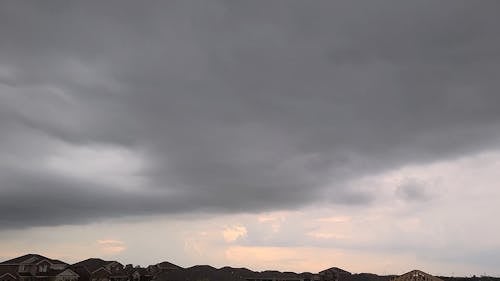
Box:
[0,254,444,281]
[0,254,181,281]
[241,267,352,281]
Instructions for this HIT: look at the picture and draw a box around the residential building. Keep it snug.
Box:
[71,259,126,281]
[0,254,78,281]
[392,270,443,281]
[0,266,20,281]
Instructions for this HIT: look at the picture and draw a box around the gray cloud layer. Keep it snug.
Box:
[1,0,500,229]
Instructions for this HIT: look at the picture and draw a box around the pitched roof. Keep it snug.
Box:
[156,261,182,270]
[393,270,443,281]
[71,266,91,281]
[319,267,352,275]
[0,273,18,280]
[0,254,67,266]
[92,268,111,275]
[110,269,128,277]
[71,258,108,273]
[105,261,124,268]
[218,266,254,277]
[132,268,151,276]
[53,269,79,277]
[42,268,78,277]
[252,270,303,279]
[155,266,247,281]
[0,265,20,279]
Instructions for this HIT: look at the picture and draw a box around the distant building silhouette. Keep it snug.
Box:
[0,254,78,281]
[2,254,499,281]
[71,258,127,281]
[392,270,443,281]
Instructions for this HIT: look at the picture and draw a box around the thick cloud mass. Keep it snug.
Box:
[1,1,500,229]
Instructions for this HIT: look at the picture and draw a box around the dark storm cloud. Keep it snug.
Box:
[1,0,500,229]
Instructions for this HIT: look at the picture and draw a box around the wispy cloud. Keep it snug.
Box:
[222,225,248,243]
[97,239,126,255]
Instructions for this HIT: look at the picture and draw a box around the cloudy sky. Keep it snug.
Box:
[1,0,500,276]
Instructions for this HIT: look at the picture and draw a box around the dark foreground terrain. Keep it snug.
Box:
[1,254,498,281]
[153,267,500,281]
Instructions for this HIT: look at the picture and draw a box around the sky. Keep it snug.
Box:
[1,0,500,276]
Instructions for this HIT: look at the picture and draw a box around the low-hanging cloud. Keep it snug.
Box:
[396,180,432,202]
[2,0,500,229]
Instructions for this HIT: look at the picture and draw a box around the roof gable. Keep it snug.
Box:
[36,260,52,266]
[72,259,107,273]
[0,254,40,265]
[105,262,121,267]
[132,268,150,276]
[56,269,79,277]
[0,255,67,266]
[70,266,90,280]
[92,268,111,275]
[156,261,182,270]
[319,267,351,275]
[393,270,443,281]
[0,265,19,274]
[0,273,18,280]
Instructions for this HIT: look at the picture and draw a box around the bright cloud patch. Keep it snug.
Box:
[222,225,248,243]
[46,143,147,190]
[97,239,126,255]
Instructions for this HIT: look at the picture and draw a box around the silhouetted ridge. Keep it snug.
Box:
[1,254,499,281]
